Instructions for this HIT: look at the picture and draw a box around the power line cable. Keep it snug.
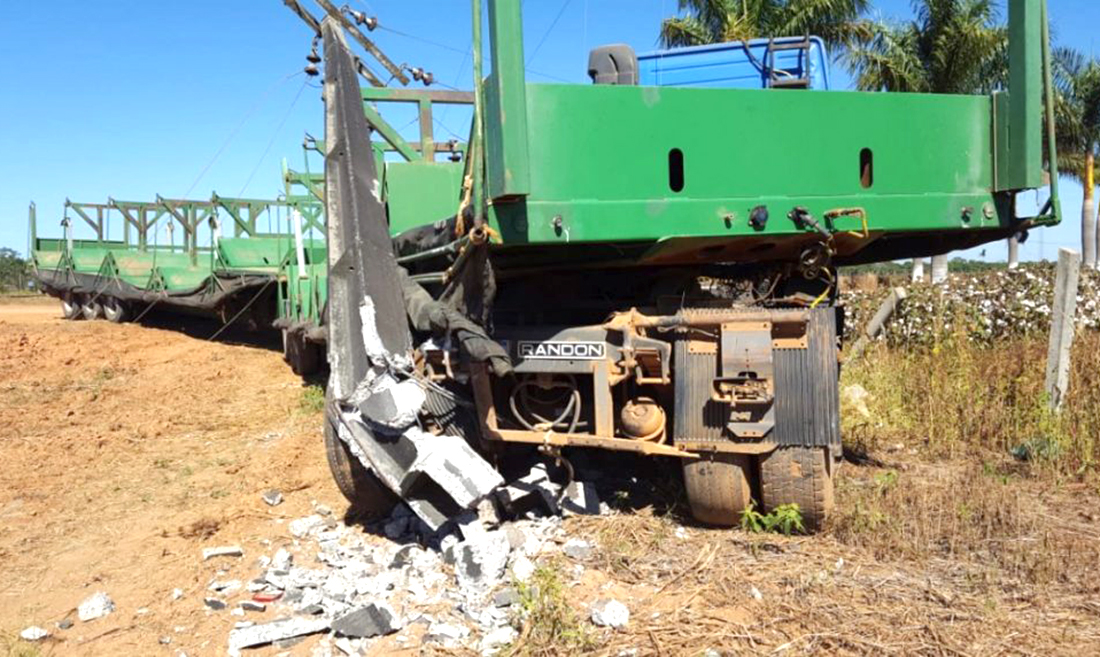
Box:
[181,70,302,200]
[526,0,573,66]
[237,78,311,198]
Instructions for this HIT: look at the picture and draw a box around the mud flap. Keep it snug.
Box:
[321,18,502,530]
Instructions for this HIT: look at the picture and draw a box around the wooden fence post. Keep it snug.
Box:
[1045,247,1080,411]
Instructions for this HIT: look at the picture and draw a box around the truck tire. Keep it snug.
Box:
[683,453,753,526]
[760,446,833,532]
[284,329,323,376]
[81,298,103,321]
[61,295,82,320]
[323,390,398,518]
[103,297,127,323]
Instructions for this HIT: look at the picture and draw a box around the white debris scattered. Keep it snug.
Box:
[749,585,763,601]
[479,625,517,655]
[590,599,630,628]
[289,515,327,539]
[78,591,116,622]
[202,546,244,560]
[19,626,49,641]
[228,616,331,653]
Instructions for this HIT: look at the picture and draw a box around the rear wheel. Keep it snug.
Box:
[61,295,82,320]
[683,453,754,526]
[323,387,398,518]
[103,297,127,323]
[284,329,323,376]
[81,298,102,321]
[760,446,833,532]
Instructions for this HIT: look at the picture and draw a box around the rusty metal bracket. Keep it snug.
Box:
[715,321,775,439]
[470,363,698,459]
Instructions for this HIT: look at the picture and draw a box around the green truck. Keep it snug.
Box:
[34,0,1058,532]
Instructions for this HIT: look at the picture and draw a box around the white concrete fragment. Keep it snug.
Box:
[425,621,469,647]
[479,625,517,655]
[561,480,601,516]
[228,616,330,652]
[272,548,293,571]
[20,626,48,641]
[562,538,592,560]
[202,546,244,560]
[171,588,184,600]
[590,599,630,628]
[289,515,327,539]
[509,554,535,583]
[78,591,116,622]
[453,531,512,604]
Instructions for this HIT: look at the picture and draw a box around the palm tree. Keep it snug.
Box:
[659,0,870,51]
[844,0,1005,278]
[1052,48,1100,268]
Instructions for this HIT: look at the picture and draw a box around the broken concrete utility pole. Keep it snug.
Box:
[321,17,501,530]
[1045,247,1080,410]
[848,287,907,361]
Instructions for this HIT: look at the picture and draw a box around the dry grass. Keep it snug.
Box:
[541,330,1100,656]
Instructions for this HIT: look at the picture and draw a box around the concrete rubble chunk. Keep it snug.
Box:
[425,621,469,646]
[171,588,184,601]
[331,602,401,638]
[203,546,244,560]
[354,374,426,431]
[479,626,517,656]
[563,538,593,560]
[496,463,560,515]
[78,591,115,622]
[272,548,293,571]
[205,597,227,610]
[240,600,267,612]
[454,531,512,603]
[20,626,49,641]
[339,413,504,531]
[492,587,519,608]
[262,490,283,507]
[57,618,74,630]
[228,616,330,652]
[209,580,241,593]
[590,599,630,628]
[561,481,601,516]
[289,515,327,539]
[510,554,535,583]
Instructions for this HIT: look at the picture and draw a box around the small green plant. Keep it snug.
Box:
[510,561,595,655]
[740,502,805,535]
[299,384,325,414]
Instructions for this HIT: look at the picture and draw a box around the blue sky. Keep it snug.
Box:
[2,0,1098,262]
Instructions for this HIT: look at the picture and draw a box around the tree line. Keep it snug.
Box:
[660,0,1091,270]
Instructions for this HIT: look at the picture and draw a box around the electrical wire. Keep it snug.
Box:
[526,0,573,66]
[181,70,302,200]
[237,78,311,198]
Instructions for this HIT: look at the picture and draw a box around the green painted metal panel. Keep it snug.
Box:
[1000,0,1044,191]
[384,161,464,233]
[488,83,999,250]
[484,0,530,198]
[217,237,290,270]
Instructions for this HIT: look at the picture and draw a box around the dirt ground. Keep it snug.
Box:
[3,295,1100,657]
[0,296,341,656]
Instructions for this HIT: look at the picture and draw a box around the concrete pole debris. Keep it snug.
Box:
[910,258,925,282]
[848,287,907,361]
[1045,248,1080,411]
[930,254,949,284]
